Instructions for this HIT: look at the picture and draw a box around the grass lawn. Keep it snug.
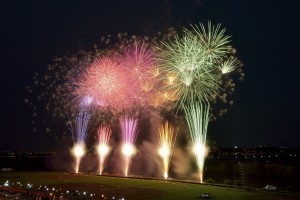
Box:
[0,172,299,200]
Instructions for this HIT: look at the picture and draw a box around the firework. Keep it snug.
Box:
[184,102,209,183]
[80,95,94,108]
[71,143,85,173]
[97,125,112,175]
[26,30,179,136]
[188,22,231,62]
[219,56,240,74]
[26,25,242,181]
[119,42,156,107]
[77,56,132,112]
[120,115,138,176]
[119,42,156,79]
[70,111,91,173]
[159,22,241,182]
[116,41,163,112]
[158,25,225,106]
[157,122,177,179]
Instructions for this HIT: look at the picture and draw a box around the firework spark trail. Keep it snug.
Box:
[157,122,177,179]
[219,57,239,74]
[184,102,209,183]
[121,42,156,76]
[70,111,91,173]
[189,22,231,62]
[97,125,112,175]
[120,115,138,176]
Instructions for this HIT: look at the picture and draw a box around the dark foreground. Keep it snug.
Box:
[0,172,299,200]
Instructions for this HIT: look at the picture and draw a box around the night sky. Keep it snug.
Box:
[0,0,299,150]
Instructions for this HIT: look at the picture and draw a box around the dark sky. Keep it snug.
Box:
[0,0,299,150]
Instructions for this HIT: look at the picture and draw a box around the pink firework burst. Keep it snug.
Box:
[77,56,133,111]
[118,42,160,109]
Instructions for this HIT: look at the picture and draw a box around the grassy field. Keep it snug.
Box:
[0,172,299,200]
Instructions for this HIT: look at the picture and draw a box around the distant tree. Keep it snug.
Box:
[224,179,233,185]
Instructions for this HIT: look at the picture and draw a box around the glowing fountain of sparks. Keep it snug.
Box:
[97,125,112,175]
[157,122,177,179]
[184,102,209,183]
[70,111,91,173]
[120,115,138,176]
[72,143,85,174]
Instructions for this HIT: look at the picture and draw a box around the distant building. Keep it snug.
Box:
[1,168,13,171]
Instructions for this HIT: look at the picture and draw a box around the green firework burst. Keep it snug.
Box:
[158,22,234,106]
